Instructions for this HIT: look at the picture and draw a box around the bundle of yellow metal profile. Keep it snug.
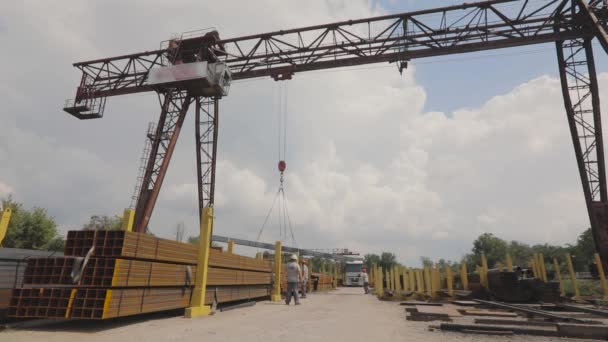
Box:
[71,287,192,319]
[207,267,272,286]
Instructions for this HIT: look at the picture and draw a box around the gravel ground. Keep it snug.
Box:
[0,287,591,342]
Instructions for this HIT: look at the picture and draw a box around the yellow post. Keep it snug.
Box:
[393,266,399,293]
[417,269,424,294]
[594,253,608,299]
[403,267,409,292]
[553,258,565,297]
[446,266,454,297]
[530,258,538,279]
[271,241,282,301]
[376,267,384,296]
[431,266,440,299]
[256,252,263,260]
[379,266,383,293]
[481,253,489,288]
[0,208,12,246]
[411,268,416,292]
[396,267,403,293]
[407,268,412,292]
[386,270,391,291]
[506,254,514,272]
[460,262,468,291]
[227,240,235,253]
[185,207,214,318]
[121,208,135,232]
[565,253,580,298]
[333,263,338,289]
[424,267,432,297]
[538,253,548,282]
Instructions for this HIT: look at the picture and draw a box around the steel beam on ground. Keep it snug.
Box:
[474,299,589,323]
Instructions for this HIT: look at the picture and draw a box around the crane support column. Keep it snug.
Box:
[195,97,220,231]
[271,241,282,302]
[134,91,192,233]
[557,36,608,270]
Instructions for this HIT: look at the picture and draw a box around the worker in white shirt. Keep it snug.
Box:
[362,268,370,294]
[285,254,302,305]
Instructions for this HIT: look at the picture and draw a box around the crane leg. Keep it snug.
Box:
[195,97,219,237]
[134,90,192,232]
[556,38,608,270]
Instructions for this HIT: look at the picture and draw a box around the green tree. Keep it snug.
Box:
[363,253,380,271]
[420,256,433,267]
[506,240,534,266]
[471,233,508,268]
[82,215,122,231]
[1,197,59,250]
[379,252,397,270]
[568,228,594,269]
[44,236,66,252]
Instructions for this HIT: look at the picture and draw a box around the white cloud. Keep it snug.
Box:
[0,0,603,266]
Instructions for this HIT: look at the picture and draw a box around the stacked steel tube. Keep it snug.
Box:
[8,230,272,319]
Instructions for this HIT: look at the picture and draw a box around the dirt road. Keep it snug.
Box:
[0,287,585,342]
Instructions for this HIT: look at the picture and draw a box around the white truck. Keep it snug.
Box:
[344,260,364,286]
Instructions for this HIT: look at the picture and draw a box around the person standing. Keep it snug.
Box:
[362,268,370,294]
[301,259,309,298]
[286,254,302,305]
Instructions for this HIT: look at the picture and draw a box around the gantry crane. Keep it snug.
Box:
[63,0,608,266]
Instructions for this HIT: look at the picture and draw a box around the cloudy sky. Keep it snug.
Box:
[1,0,607,265]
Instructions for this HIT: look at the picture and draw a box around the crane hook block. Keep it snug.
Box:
[278,160,286,172]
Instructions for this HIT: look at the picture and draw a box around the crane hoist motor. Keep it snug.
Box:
[148,61,232,97]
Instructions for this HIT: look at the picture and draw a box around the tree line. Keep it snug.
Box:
[363,229,595,272]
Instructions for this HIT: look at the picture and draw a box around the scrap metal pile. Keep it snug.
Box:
[7,230,272,319]
[404,300,608,340]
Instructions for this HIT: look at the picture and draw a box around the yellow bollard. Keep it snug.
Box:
[227,240,234,253]
[506,254,514,272]
[271,241,283,302]
[446,266,454,297]
[121,208,135,232]
[0,208,12,246]
[565,253,580,298]
[594,253,608,299]
[460,262,468,291]
[553,258,565,297]
[481,253,489,288]
[185,207,214,318]
[424,267,432,297]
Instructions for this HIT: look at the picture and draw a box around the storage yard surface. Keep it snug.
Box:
[0,287,581,342]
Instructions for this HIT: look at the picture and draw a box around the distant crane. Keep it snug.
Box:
[63,1,608,267]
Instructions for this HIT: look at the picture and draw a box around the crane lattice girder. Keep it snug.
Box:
[68,0,607,100]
